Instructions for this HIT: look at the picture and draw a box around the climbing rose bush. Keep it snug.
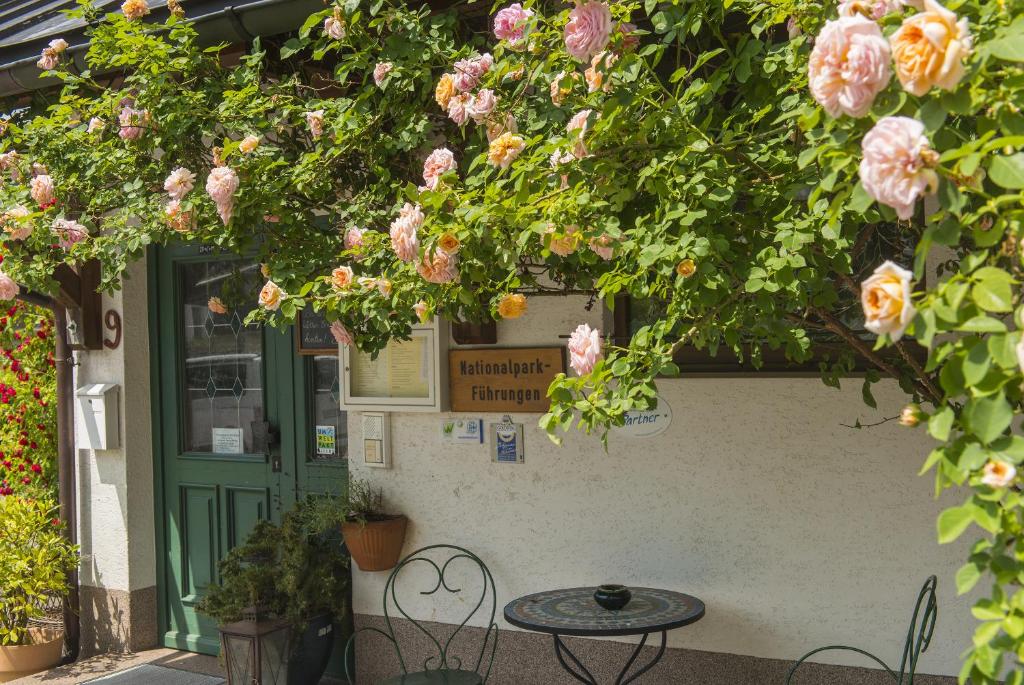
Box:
[0,301,56,500]
[0,0,1023,678]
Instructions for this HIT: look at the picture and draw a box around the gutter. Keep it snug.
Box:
[0,0,324,98]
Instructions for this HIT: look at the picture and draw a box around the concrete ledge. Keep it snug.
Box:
[352,613,956,685]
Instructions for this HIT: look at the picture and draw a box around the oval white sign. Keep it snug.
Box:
[613,397,673,439]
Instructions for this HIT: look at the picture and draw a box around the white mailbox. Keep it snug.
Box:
[75,383,120,450]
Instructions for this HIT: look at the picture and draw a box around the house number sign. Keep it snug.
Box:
[448,348,564,413]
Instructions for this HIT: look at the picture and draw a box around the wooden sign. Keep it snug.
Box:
[449,348,564,413]
[296,308,337,355]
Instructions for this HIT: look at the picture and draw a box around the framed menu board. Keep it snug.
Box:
[296,308,337,355]
[340,319,448,412]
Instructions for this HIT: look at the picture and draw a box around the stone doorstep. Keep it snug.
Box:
[5,648,346,685]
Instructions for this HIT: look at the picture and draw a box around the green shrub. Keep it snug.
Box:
[0,496,78,645]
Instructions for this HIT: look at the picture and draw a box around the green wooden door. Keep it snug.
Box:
[151,244,348,655]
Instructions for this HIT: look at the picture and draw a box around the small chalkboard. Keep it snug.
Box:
[296,308,337,355]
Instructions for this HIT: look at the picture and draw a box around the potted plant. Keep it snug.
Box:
[199,497,349,685]
[339,479,407,572]
[0,496,78,679]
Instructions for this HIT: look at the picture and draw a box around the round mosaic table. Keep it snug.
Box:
[503,587,705,685]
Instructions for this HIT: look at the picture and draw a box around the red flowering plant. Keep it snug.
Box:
[0,298,56,500]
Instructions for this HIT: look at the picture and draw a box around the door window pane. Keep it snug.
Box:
[309,355,347,460]
[179,260,264,454]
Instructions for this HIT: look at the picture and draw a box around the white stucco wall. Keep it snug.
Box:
[74,260,156,593]
[349,296,976,677]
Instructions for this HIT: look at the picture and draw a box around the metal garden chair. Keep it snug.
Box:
[785,575,938,685]
[344,544,499,685]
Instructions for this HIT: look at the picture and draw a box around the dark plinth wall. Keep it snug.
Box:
[352,614,957,685]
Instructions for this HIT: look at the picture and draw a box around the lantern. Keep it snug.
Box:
[219,614,291,685]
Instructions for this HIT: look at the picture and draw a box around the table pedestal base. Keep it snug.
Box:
[552,632,667,685]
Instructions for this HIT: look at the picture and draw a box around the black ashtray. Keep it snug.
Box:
[594,584,632,611]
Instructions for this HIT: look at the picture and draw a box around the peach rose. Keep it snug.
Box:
[331,265,354,291]
[438,233,460,254]
[413,301,430,323]
[588,234,614,260]
[860,261,915,341]
[497,293,527,319]
[859,116,938,220]
[330,321,354,346]
[416,249,459,284]
[808,15,891,119]
[0,270,19,301]
[676,259,696,278]
[486,114,518,142]
[164,199,194,233]
[2,205,32,240]
[51,218,88,249]
[898,403,922,427]
[87,117,104,134]
[30,174,55,207]
[435,73,456,110]
[239,135,259,154]
[585,52,617,93]
[982,460,1016,488]
[37,48,59,71]
[546,225,580,256]
[258,280,285,311]
[550,71,578,105]
[121,0,150,20]
[447,93,473,126]
[468,89,497,124]
[344,226,364,253]
[567,323,602,375]
[208,297,228,314]
[890,0,971,96]
[422,147,457,190]
[375,278,393,297]
[390,203,423,262]
[839,0,906,18]
[206,166,239,225]
[488,132,526,168]
[564,1,612,62]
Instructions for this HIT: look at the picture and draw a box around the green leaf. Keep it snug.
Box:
[989,153,1024,189]
[960,316,1007,333]
[956,562,982,595]
[964,392,1014,444]
[989,37,1024,62]
[928,406,955,441]
[938,504,974,543]
[972,267,1015,313]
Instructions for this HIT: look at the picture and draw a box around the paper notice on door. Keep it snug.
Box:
[315,425,336,456]
[212,427,244,454]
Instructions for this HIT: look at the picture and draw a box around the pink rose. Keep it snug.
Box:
[163,167,195,200]
[87,117,104,133]
[306,110,325,138]
[49,38,68,53]
[36,49,59,71]
[468,89,497,124]
[808,16,891,119]
[373,62,393,86]
[567,109,593,158]
[330,321,354,346]
[422,147,457,190]
[118,106,149,140]
[838,0,906,18]
[0,270,19,301]
[589,235,614,260]
[564,1,612,62]
[30,174,55,207]
[416,249,459,284]
[324,13,345,40]
[452,54,492,92]
[447,93,473,126]
[567,323,602,375]
[206,166,240,225]
[494,3,534,47]
[344,226,364,252]
[859,116,938,220]
[390,203,422,262]
[51,218,88,249]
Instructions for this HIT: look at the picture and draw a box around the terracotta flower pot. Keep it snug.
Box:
[0,626,64,679]
[342,515,408,572]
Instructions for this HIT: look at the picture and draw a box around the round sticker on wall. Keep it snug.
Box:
[612,397,673,439]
